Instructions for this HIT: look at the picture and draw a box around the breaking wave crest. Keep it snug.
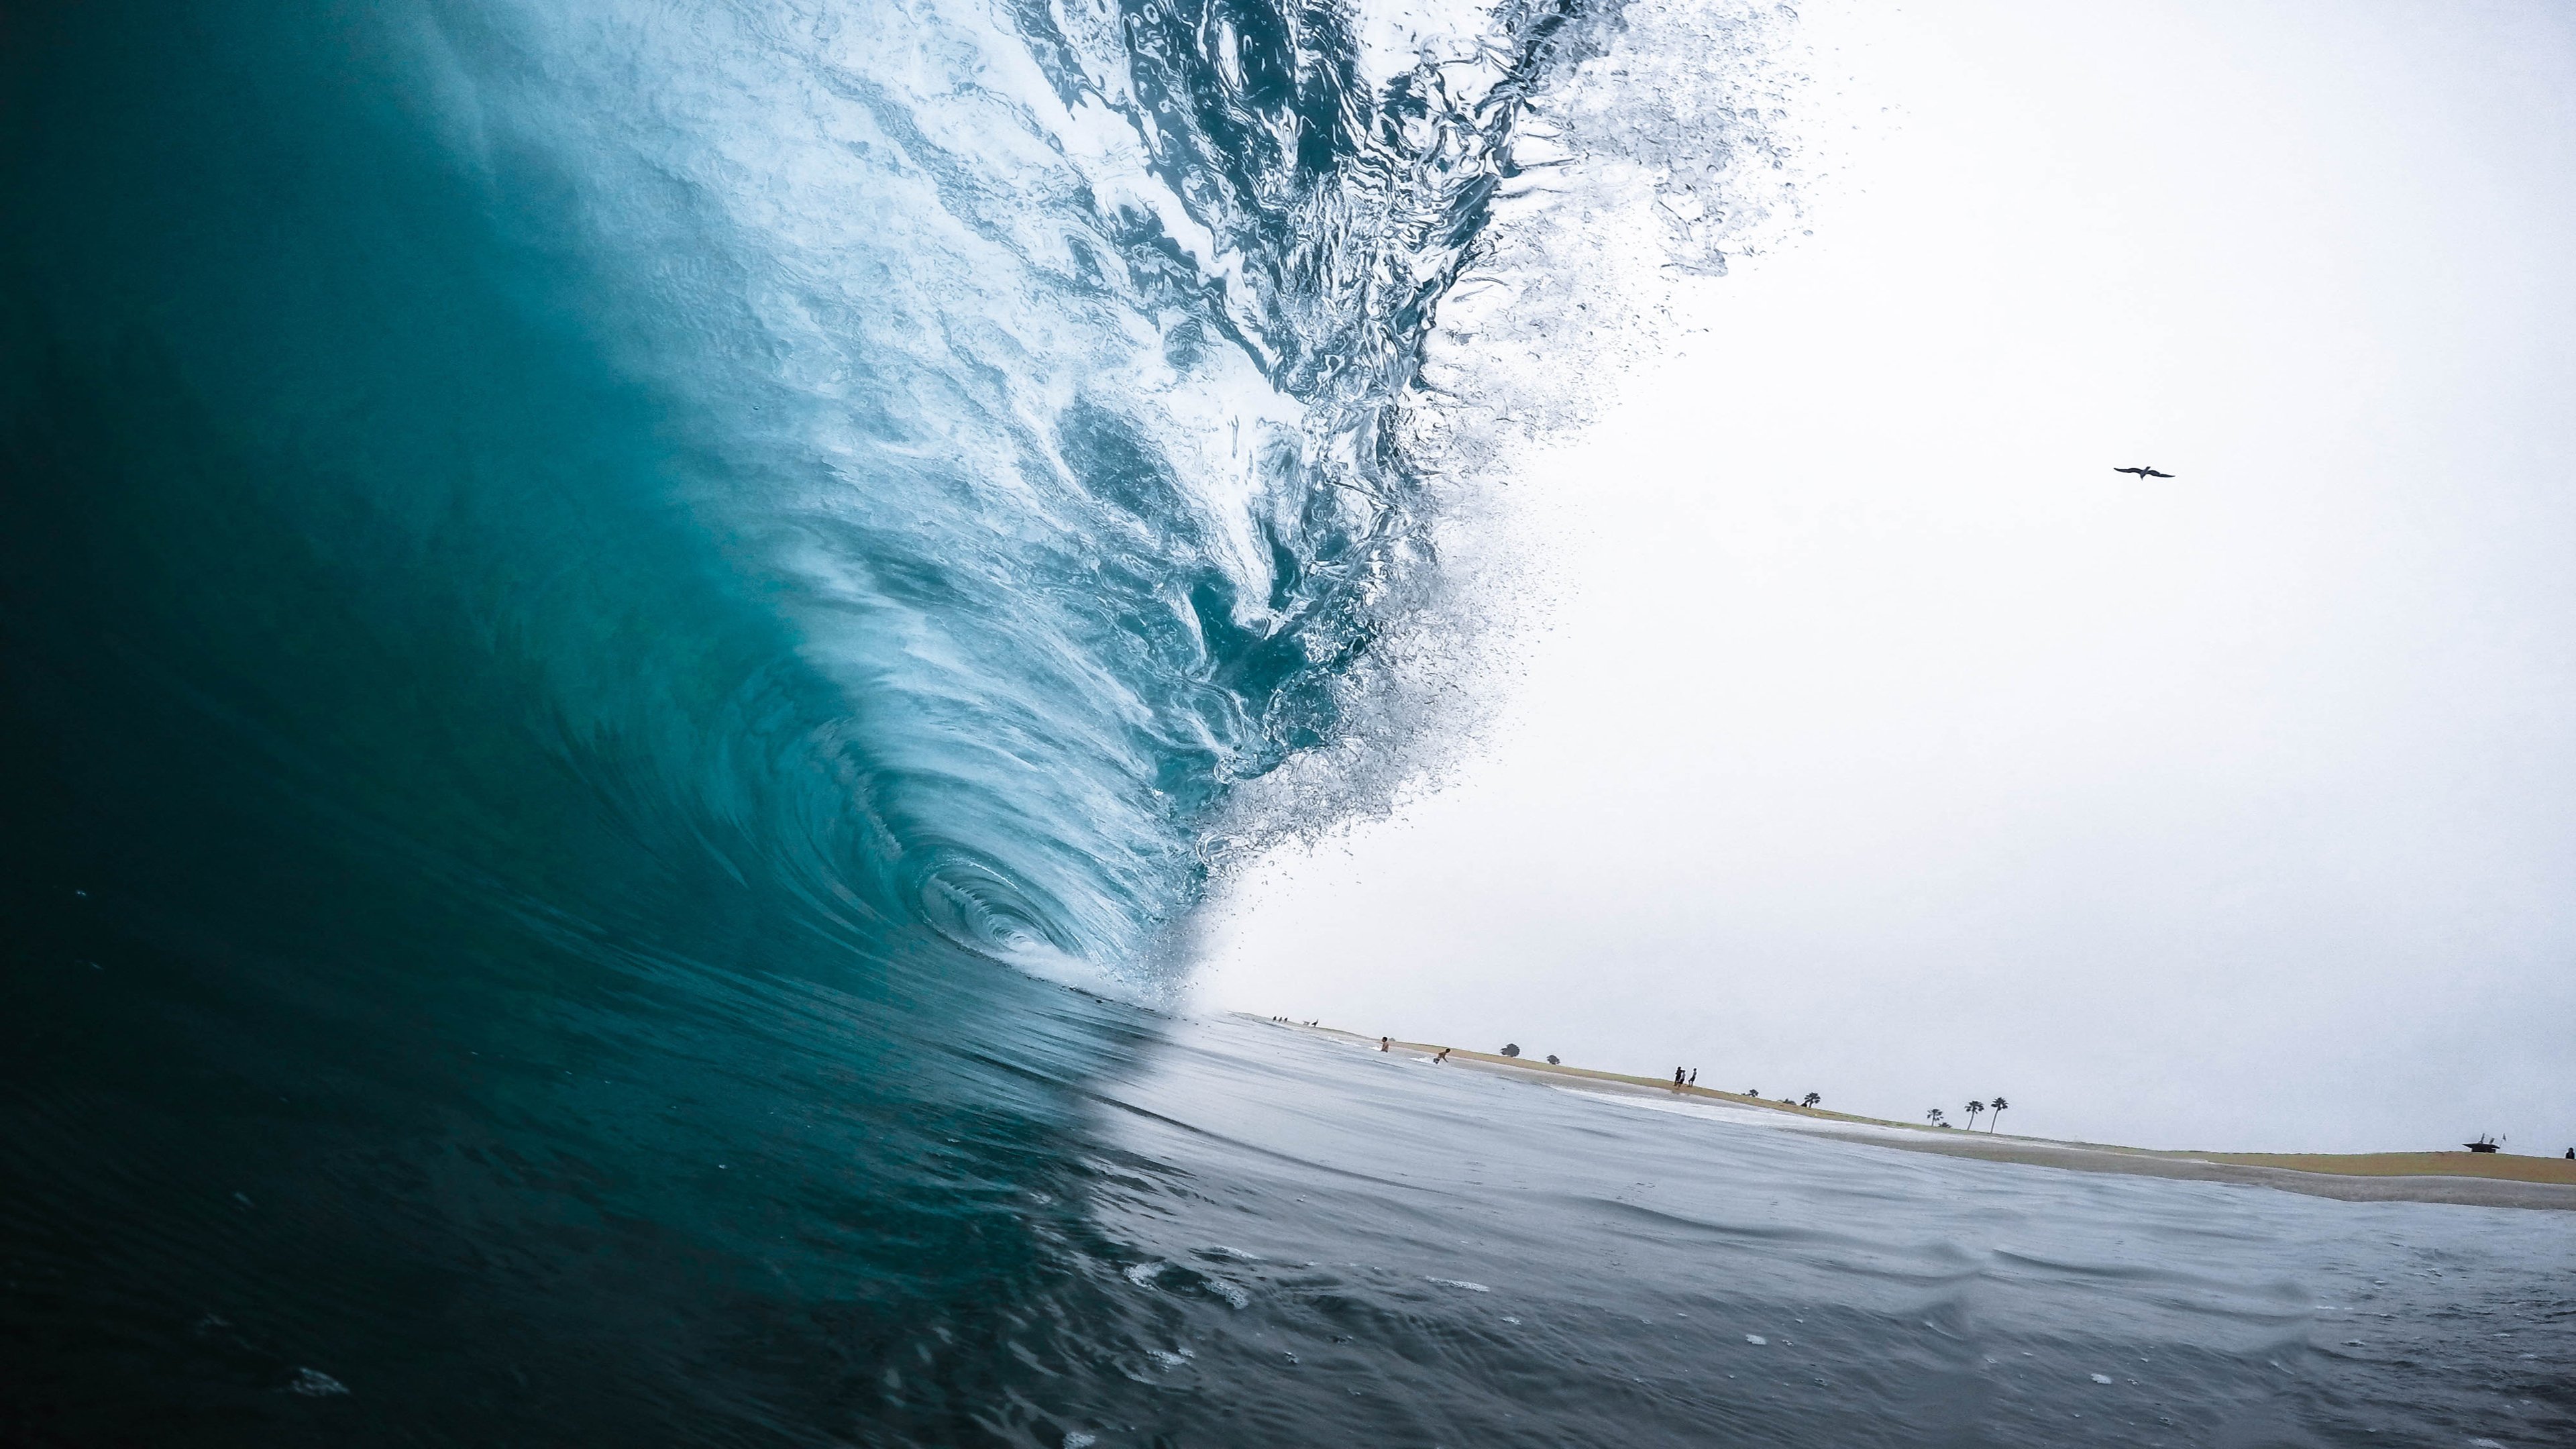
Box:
[472,0,1623,977]
[7,0,1803,982]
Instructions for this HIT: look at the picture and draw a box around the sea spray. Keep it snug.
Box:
[1197,0,1813,880]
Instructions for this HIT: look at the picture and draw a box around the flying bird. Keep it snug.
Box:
[2113,466,2174,479]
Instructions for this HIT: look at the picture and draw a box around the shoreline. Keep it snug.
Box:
[1268,1020,2576,1212]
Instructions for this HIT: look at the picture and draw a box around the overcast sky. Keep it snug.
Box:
[1191,0,2576,1155]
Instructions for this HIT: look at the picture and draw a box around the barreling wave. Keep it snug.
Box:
[0,0,1809,1439]
[4,0,1792,985]
[5,0,1566,979]
[445,0,1617,980]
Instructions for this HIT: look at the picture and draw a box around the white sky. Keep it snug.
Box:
[1191,0,2576,1155]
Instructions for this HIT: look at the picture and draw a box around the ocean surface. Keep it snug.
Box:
[1,0,2567,1443]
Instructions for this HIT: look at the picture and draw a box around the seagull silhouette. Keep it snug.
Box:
[2113,466,2174,479]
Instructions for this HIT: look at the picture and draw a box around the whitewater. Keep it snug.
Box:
[3,0,2568,1444]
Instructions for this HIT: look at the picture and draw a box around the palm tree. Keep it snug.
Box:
[1801,1092,1821,1109]
[1986,1095,2008,1133]
[1925,1108,1946,1128]
[1965,1099,1985,1130]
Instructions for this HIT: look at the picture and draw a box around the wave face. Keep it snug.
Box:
[5,0,1578,979]
[0,0,1603,1439]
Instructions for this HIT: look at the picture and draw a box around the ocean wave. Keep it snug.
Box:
[452,0,1615,980]
[5,0,1803,984]
[0,0,1799,1438]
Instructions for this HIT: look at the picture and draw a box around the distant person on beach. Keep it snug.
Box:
[1379,1036,1390,1052]
[1688,1069,1698,1087]
[1672,1068,1686,1092]
[1434,1048,1450,1063]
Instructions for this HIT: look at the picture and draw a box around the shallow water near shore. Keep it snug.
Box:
[1022,1014,2576,1448]
[10,943,2575,1446]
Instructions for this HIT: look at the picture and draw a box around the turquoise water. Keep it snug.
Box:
[3,0,2569,1443]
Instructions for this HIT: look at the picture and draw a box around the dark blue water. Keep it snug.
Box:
[2,0,2567,1442]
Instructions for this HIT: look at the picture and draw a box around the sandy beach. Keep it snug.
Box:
[1287,1024,2576,1212]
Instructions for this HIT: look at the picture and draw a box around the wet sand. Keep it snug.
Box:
[1281,1023,2576,1212]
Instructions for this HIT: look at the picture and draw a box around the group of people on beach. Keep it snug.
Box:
[1356,1026,2576,1167]
[1383,1038,1707,1086]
